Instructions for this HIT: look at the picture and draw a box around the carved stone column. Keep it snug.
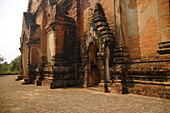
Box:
[83,65,90,88]
[97,44,109,92]
[98,53,106,83]
[82,52,90,88]
[157,0,170,54]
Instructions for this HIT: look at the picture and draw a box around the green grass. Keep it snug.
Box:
[0,70,20,75]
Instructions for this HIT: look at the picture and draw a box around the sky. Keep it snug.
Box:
[0,0,28,63]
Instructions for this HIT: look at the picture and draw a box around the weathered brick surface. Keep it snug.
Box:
[140,16,159,58]
[125,0,161,59]
[31,48,39,66]
[159,0,170,42]
[128,0,154,12]
[128,83,170,99]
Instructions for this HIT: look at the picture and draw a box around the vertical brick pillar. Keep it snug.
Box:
[24,45,34,84]
[110,0,129,94]
[114,0,124,47]
[113,0,129,63]
[157,0,170,54]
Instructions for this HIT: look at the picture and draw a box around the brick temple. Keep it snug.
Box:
[18,0,170,99]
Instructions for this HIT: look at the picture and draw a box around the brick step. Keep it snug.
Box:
[87,86,99,91]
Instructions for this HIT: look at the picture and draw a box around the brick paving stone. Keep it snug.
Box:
[0,75,170,113]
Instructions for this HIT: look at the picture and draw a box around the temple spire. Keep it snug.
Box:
[27,0,32,12]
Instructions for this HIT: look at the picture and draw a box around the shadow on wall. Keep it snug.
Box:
[126,0,141,59]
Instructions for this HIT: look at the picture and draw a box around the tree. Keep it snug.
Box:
[1,62,9,71]
[0,55,5,64]
[9,56,21,72]
[0,55,21,74]
[0,55,8,74]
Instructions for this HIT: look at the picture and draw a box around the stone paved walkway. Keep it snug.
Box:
[0,75,170,113]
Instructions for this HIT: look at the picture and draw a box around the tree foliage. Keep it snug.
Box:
[0,55,5,64]
[0,55,21,74]
[9,56,21,72]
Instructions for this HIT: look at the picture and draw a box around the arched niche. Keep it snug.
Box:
[82,3,115,88]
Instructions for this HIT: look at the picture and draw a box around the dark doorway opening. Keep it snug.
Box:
[88,44,101,86]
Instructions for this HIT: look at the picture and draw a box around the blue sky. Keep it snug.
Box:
[0,0,28,63]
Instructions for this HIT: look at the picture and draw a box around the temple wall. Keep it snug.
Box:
[121,0,160,59]
[159,0,170,42]
[19,0,170,98]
